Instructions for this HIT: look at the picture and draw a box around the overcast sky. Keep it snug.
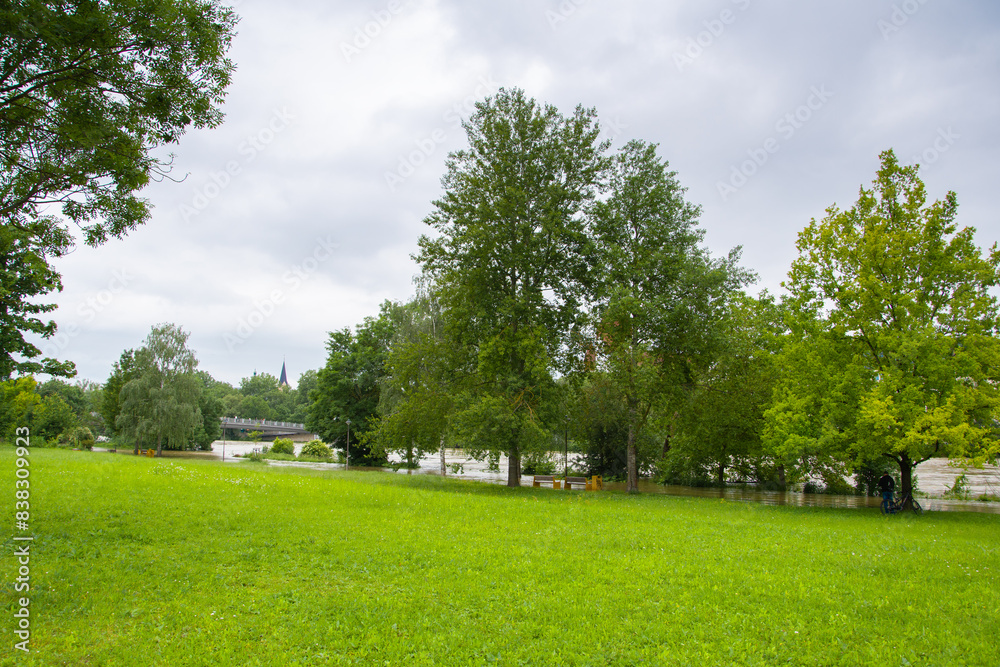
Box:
[32,0,1000,388]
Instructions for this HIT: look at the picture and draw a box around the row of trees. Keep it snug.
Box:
[305,89,1000,500]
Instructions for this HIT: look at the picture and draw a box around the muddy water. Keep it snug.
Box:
[125,442,1000,514]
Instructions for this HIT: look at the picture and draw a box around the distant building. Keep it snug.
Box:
[279,360,289,389]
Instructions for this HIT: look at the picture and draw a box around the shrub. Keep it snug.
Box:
[522,450,555,475]
[944,474,971,500]
[271,438,295,456]
[71,426,95,450]
[299,440,331,460]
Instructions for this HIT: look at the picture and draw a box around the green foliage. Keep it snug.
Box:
[417,88,607,485]
[767,149,1000,498]
[667,293,784,486]
[572,373,660,480]
[308,304,397,466]
[299,439,331,460]
[117,323,202,455]
[944,473,972,500]
[0,221,75,378]
[8,448,1000,665]
[521,450,556,476]
[270,438,295,455]
[0,376,78,441]
[589,140,752,491]
[371,284,456,466]
[102,349,140,436]
[68,426,95,450]
[0,0,237,377]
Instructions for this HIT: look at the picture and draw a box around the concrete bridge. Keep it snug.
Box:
[220,417,316,439]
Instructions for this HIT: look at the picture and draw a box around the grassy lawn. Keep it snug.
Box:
[2,448,998,666]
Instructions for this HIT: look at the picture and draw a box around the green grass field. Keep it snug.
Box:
[3,448,998,666]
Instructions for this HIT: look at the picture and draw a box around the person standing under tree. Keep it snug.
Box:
[877,472,895,513]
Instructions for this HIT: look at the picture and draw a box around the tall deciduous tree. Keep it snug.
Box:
[101,348,140,436]
[371,282,460,470]
[667,293,784,487]
[767,149,1000,504]
[417,88,607,486]
[117,323,202,456]
[0,0,237,375]
[590,140,751,492]
[307,303,398,466]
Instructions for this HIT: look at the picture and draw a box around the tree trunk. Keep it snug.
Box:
[626,400,639,493]
[777,464,786,490]
[440,436,447,476]
[717,462,725,486]
[156,433,162,457]
[507,446,521,487]
[899,452,914,509]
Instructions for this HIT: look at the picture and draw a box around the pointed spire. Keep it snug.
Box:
[279,358,289,387]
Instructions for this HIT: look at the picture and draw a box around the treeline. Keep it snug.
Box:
[1,324,315,454]
[5,88,998,494]
[306,88,1000,496]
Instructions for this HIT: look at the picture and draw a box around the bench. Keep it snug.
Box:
[532,475,562,489]
[532,475,604,490]
[565,476,603,491]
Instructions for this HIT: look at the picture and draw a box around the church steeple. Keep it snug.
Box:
[279,359,289,388]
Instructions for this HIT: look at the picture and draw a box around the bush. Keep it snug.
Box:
[70,426,95,450]
[271,438,295,456]
[522,450,555,475]
[299,440,331,460]
[944,474,971,500]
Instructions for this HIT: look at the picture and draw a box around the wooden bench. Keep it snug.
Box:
[533,475,604,490]
[565,476,604,491]
[532,475,561,489]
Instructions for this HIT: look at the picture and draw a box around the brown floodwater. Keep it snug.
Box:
[109,443,1000,514]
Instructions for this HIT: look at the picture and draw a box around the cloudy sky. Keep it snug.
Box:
[33,0,1000,388]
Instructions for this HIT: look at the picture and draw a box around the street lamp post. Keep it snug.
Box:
[564,414,569,477]
[346,418,351,471]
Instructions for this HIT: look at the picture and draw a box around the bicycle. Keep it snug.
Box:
[881,492,923,515]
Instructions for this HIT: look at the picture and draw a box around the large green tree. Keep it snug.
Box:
[417,88,607,486]
[117,323,202,456]
[307,304,398,466]
[101,348,139,437]
[665,293,784,487]
[0,0,237,376]
[590,140,751,492]
[370,283,459,470]
[766,150,1000,504]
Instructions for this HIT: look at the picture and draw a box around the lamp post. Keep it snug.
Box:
[564,414,569,477]
[345,418,351,471]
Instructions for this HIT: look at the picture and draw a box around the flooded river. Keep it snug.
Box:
[140,442,1000,514]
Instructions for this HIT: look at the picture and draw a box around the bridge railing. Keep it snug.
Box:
[220,417,307,430]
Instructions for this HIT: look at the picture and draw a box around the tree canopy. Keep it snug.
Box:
[590,139,751,491]
[765,149,1000,501]
[0,0,237,376]
[117,323,202,456]
[416,87,607,486]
